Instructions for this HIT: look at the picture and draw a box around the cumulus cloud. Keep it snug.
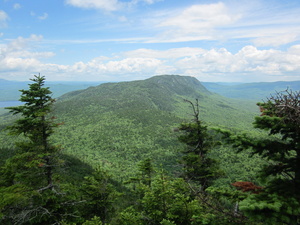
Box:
[1,35,300,82]
[0,35,55,77]
[68,57,163,80]
[173,46,300,81]
[52,46,300,81]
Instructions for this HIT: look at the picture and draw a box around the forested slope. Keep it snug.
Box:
[0,75,261,181]
[3,75,290,224]
[42,75,259,180]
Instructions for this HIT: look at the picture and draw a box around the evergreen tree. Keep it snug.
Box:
[118,170,208,225]
[80,167,118,224]
[219,89,300,224]
[177,99,221,191]
[0,75,73,224]
[137,158,154,187]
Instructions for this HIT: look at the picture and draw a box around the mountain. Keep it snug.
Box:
[56,75,257,129]
[0,75,264,182]
[27,75,257,179]
[0,75,262,177]
[202,81,300,101]
[2,77,298,102]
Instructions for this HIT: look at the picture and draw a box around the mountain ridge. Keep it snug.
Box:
[0,75,260,180]
[1,76,299,102]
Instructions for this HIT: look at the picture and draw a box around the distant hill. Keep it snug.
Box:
[0,79,101,101]
[202,81,300,101]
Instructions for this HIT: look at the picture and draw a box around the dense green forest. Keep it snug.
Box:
[0,75,299,224]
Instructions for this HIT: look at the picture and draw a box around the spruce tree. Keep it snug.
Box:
[0,75,68,224]
[177,99,221,191]
[220,89,300,224]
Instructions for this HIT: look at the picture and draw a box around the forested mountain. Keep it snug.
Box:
[1,75,299,224]
[1,75,259,179]
[56,75,258,128]
[202,80,300,100]
[50,75,260,179]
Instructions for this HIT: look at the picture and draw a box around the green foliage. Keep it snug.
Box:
[1,75,282,224]
[82,216,103,225]
[1,75,258,182]
[219,89,300,223]
[119,172,206,225]
[239,192,300,224]
[177,99,222,190]
[80,167,119,224]
[0,75,81,224]
[137,158,154,186]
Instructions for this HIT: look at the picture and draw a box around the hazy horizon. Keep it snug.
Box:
[1,75,299,85]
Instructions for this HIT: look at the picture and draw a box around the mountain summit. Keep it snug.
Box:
[56,75,256,130]
[142,75,210,95]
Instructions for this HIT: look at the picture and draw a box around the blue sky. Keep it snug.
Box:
[1,0,300,82]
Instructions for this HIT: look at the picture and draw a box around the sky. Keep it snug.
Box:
[1,0,300,82]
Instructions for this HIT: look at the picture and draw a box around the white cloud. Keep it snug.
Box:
[13,3,21,10]
[70,57,162,77]
[137,2,300,46]
[5,34,43,52]
[29,12,49,21]
[65,0,161,11]
[0,35,55,76]
[52,46,300,81]
[65,0,121,11]
[122,47,206,59]
[1,35,300,82]
[174,46,300,81]
[149,3,240,43]
[130,0,162,5]
[288,45,300,54]
[0,10,9,27]
[253,34,298,47]
[38,13,48,20]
